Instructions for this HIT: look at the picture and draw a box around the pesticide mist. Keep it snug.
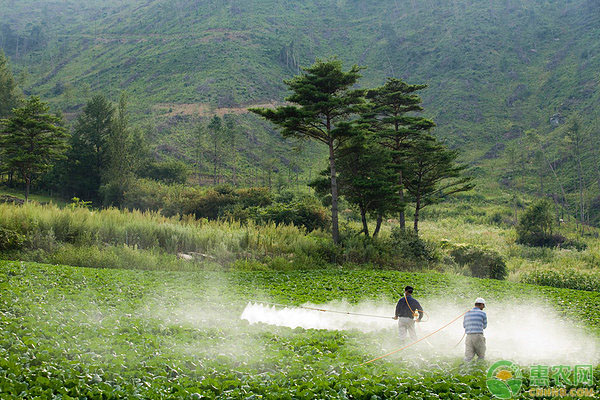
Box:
[241,299,600,365]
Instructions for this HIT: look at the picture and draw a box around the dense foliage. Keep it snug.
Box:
[0,96,68,200]
[516,199,568,248]
[0,202,450,272]
[448,243,508,280]
[0,227,27,251]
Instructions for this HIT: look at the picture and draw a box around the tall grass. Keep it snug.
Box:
[0,202,327,265]
[2,199,599,279]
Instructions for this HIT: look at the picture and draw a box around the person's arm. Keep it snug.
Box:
[482,312,487,329]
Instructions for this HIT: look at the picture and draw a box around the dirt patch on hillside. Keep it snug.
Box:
[153,102,280,117]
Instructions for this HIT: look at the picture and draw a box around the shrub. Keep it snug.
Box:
[561,237,587,251]
[0,227,27,251]
[337,227,437,270]
[251,197,329,232]
[183,188,236,219]
[121,178,177,212]
[516,199,560,247]
[0,202,322,269]
[23,244,206,271]
[138,160,191,184]
[521,268,600,292]
[236,187,272,208]
[390,228,437,264]
[519,232,567,248]
[449,243,507,280]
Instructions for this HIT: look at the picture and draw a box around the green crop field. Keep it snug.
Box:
[1,260,598,399]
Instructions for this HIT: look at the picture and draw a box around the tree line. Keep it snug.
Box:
[1,48,311,203]
[1,54,473,242]
[251,58,474,242]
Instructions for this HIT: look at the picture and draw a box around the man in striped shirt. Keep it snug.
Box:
[463,297,487,362]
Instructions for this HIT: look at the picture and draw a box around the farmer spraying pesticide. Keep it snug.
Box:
[394,286,424,342]
[463,297,487,362]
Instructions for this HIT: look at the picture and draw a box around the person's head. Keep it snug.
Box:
[404,286,414,296]
[475,297,486,310]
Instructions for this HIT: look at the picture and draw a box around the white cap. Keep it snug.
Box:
[475,297,486,305]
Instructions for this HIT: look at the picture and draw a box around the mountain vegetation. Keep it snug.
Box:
[1,0,600,226]
[1,0,599,226]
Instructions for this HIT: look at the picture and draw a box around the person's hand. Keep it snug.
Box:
[393,316,398,320]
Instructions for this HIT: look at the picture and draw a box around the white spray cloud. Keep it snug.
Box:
[241,299,600,365]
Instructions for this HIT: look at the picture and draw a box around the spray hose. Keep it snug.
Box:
[360,309,469,365]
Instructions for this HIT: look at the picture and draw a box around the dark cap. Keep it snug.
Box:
[404,286,414,293]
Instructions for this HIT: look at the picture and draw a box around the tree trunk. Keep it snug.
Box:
[25,176,30,202]
[197,152,202,186]
[360,207,369,237]
[373,214,383,238]
[514,197,518,225]
[268,169,272,190]
[328,139,340,244]
[413,196,420,233]
[398,169,406,229]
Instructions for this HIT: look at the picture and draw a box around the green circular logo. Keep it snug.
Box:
[486,360,523,399]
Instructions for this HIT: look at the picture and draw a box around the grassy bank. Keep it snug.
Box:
[1,198,599,289]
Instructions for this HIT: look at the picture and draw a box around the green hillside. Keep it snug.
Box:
[2,0,600,218]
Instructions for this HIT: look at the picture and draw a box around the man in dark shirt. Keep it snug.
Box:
[393,286,423,342]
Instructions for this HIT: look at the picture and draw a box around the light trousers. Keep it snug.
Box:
[397,317,417,342]
[464,333,486,362]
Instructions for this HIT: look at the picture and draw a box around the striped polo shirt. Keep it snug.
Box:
[463,307,487,334]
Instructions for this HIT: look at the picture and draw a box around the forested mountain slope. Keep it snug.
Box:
[2,0,600,218]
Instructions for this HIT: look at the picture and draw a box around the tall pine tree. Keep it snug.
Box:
[0,96,68,200]
[363,78,434,229]
[250,59,364,244]
[101,93,137,206]
[65,95,114,201]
